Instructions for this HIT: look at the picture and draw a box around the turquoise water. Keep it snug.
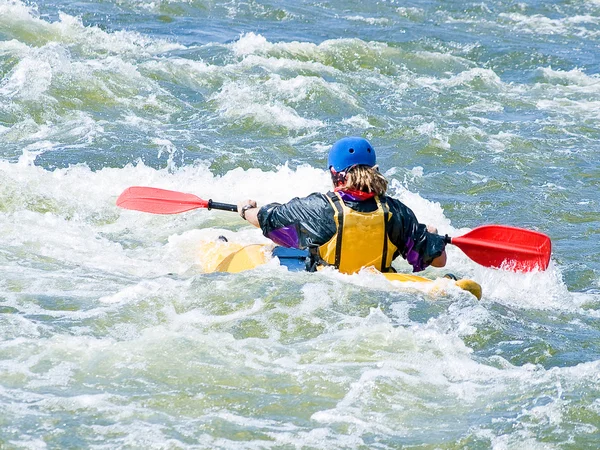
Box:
[1,0,600,448]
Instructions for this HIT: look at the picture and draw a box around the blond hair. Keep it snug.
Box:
[343,165,388,196]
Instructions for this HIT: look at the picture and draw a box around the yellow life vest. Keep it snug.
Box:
[317,192,398,274]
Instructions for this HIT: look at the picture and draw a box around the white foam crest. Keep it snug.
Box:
[177,45,360,130]
[0,45,57,100]
[466,262,572,309]
[35,392,125,414]
[501,360,600,443]
[341,115,372,128]
[140,57,217,90]
[1,114,102,153]
[26,361,76,388]
[208,411,298,433]
[485,131,519,153]
[87,420,186,449]
[305,311,600,440]
[172,299,265,327]
[396,7,425,19]
[0,42,178,139]
[207,163,331,205]
[572,291,600,310]
[231,32,274,57]
[536,98,600,120]
[114,0,197,11]
[432,299,494,338]
[98,279,176,305]
[0,334,117,389]
[538,67,600,88]
[528,68,600,120]
[267,74,356,106]
[239,53,338,75]
[416,67,504,91]
[294,282,335,316]
[7,438,47,450]
[343,15,392,26]
[268,427,365,449]
[487,430,562,449]
[0,162,187,276]
[0,1,183,56]
[307,315,508,433]
[0,314,42,340]
[0,0,39,26]
[210,79,324,129]
[553,359,600,389]
[142,53,340,99]
[17,141,57,165]
[231,32,392,66]
[413,121,451,149]
[414,50,474,67]
[388,178,454,234]
[499,12,600,37]
[0,268,127,324]
[0,209,164,277]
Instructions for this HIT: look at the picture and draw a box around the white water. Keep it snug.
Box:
[2,0,600,446]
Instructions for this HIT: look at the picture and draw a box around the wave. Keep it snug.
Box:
[499,12,600,38]
[0,158,575,310]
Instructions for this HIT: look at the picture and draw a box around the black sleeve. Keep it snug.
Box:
[257,193,337,249]
[385,196,446,272]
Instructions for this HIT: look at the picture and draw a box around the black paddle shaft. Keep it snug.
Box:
[207,200,238,212]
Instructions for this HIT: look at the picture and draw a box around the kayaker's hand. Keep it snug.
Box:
[430,250,447,268]
[426,224,438,234]
[238,199,256,225]
[427,224,446,268]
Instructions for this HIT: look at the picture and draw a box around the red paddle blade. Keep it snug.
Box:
[451,225,551,272]
[116,186,208,214]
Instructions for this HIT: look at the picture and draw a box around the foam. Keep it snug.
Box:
[0,158,571,312]
[536,98,600,119]
[537,67,600,89]
[0,49,177,153]
[0,158,554,312]
[209,79,324,130]
[416,67,504,91]
[0,2,596,446]
[499,13,600,37]
[343,15,392,26]
[0,1,183,56]
[302,314,600,442]
[341,115,372,128]
[396,6,425,19]
[230,32,393,68]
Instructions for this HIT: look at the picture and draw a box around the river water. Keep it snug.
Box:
[1,0,600,448]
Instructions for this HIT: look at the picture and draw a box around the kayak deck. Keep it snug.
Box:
[199,242,482,300]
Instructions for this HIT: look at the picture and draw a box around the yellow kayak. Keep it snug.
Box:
[198,241,482,300]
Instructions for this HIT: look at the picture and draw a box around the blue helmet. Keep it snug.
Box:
[327,137,376,172]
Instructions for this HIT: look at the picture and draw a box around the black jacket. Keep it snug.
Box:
[257,192,446,272]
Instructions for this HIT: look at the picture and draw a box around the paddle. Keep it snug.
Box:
[445,225,551,272]
[116,186,237,214]
[116,186,551,272]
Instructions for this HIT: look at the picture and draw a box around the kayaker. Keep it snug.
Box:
[237,137,447,274]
